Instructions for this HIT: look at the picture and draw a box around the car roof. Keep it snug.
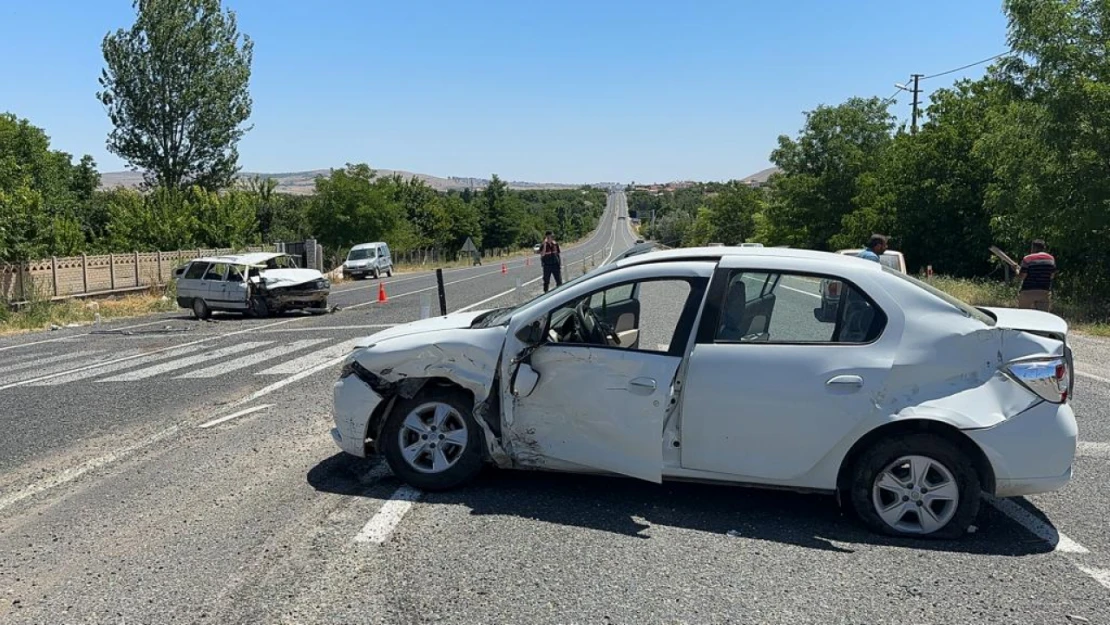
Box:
[616,245,887,270]
[836,248,903,257]
[189,252,285,266]
[350,242,386,249]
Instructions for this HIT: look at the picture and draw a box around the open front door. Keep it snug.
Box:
[509,344,680,482]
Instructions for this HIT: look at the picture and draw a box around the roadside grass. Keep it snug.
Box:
[0,283,179,336]
[928,276,1110,337]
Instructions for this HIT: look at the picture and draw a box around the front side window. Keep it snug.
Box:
[183,262,209,280]
[547,278,699,354]
[714,270,886,344]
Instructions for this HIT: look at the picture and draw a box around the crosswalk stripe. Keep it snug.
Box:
[31,344,210,386]
[175,339,328,379]
[100,342,273,382]
[0,350,100,375]
[256,337,366,375]
[0,351,60,369]
[0,353,128,386]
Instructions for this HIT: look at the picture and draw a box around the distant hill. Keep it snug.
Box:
[741,166,781,185]
[99,168,608,194]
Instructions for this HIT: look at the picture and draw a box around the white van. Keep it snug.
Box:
[342,242,393,279]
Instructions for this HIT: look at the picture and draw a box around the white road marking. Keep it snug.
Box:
[0,335,80,353]
[256,324,397,332]
[988,497,1089,553]
[1076,565,1110,591]
[30,344,209,385]
[456,275,543,313]
[1077,441,1110,458]
[0,318,299,390]
[0,352,121,386]
[257,337,367,375]
[0,350,60,368]
[0,423,181,513]
[199,404,272,429]
[229,351,351,407]
[353,485,423,544]
[1076,369,1110,385]
[100,342,272,381]
[176,339,327,379]
[0,350,102,374]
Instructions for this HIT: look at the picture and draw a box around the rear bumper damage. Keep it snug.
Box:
[967,401,1077,497]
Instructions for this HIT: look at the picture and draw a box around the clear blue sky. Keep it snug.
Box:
[1,0,1009,184]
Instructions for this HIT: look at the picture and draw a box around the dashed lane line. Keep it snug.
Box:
[353,485,423,544]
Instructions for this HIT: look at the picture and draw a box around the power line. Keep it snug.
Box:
[922,52,1011,80]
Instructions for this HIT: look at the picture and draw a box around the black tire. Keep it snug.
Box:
[849,433,980,539]
[192,298,210,320]
[372,268,380,279]
[249,296,269,318]
[380,387,484,491]
[386,267,393,277]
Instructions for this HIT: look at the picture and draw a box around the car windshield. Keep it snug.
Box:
[883,267,996,326]
[473,262,619,327]
[348,248,375,260]
[878,255,901,271]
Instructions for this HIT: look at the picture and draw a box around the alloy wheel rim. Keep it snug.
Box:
[871,454,959,534]
[397,402,468,474]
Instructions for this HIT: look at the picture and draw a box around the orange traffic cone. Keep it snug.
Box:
[377,282,388,303]
[501,262,507,274]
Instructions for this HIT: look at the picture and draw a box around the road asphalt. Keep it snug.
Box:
[1,191,1108,625]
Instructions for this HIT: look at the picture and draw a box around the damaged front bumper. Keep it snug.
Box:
[331,373,384,458]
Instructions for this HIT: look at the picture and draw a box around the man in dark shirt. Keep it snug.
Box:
[539,231,562,293]
[1017,239,1056,311]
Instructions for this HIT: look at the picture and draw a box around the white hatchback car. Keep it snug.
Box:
[331,246,1077,538]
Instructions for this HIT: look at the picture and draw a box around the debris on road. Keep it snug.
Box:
[726,529,742,538]
[90,325,194,336]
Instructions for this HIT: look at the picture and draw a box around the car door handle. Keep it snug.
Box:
[827,375,864,387]
[628,377,657,393]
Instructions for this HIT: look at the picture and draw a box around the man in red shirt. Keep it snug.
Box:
[1017,239,1056,311]
[539,230,562,293]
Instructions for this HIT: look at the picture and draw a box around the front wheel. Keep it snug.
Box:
[249,296,269,318]
[380,388,484,491]
[849,434,980,539]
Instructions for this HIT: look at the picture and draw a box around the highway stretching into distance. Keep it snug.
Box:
[1,192,1110,624]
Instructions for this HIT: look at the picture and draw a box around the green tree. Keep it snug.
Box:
[310,164,404,250]
[480,174,522,249]
[767,97,895,250]
[99,0,254,191]
[706,182,762,245]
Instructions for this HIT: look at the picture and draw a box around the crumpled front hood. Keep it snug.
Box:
[260,268,325,289]
[354,311,489,347]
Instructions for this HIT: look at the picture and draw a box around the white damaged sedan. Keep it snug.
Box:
[331,246,1077,538]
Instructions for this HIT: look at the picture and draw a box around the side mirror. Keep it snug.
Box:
[515,319,545,345]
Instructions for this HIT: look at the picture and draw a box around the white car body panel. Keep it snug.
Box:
[331,246,1077,501]
[256,268,325,289]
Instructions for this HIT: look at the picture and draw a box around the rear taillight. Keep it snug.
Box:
[1004,357,1070,403]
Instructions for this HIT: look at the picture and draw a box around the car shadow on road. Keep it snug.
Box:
[307,454,1055,557]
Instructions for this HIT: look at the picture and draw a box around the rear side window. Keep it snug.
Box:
[205,263,228,281]
[183,262,209,280]
[709,270,886,344]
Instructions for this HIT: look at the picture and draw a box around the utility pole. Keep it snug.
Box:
[910,73,923,134]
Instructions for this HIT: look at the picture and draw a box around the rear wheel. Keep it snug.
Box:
[386,266,393,277]
[380,388,483,491]
[849,434,980,539]
[191,298,210,320]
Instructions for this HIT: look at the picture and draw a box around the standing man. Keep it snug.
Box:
[1017,239,1056,311]
[857,234,888,263]
[539,230,563,293]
